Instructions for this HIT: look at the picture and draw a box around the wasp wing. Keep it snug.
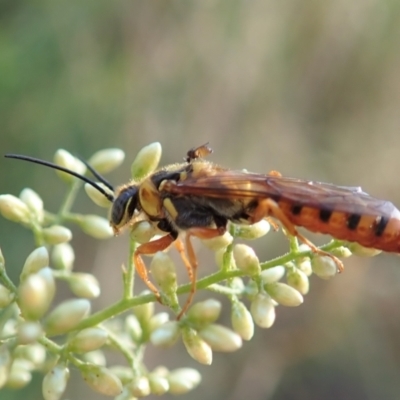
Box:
[166,169,398,217]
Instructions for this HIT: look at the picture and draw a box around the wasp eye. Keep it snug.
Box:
[111,186,138,228]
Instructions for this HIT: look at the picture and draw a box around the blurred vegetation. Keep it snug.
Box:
[1,0,400,399]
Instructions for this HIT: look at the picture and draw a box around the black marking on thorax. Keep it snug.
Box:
[374,216,389,236]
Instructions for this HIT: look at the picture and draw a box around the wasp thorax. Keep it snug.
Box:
[110,185,139,233]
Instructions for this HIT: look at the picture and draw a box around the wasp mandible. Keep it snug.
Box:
[6,144,400,318]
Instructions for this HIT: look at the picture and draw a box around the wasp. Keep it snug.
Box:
[6,145,400,318]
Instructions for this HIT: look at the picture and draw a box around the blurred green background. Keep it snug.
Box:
[2,1,400,399]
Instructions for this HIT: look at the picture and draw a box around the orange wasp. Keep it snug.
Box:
[6,144,400,318]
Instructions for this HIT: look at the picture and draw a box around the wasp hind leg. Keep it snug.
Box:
[251,198,344,273]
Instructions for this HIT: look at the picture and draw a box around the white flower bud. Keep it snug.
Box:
[233,244,261,276]
[150,252,177,294]
[37,267,56,301]
[150,321,180,347]
[182,327,212,365]
[231,301,254,340]
[199,324,242,352]
[130,221,158,244]
[51,243,75,271]
[88,148,125,174]
[81,365,123,396]
[133,294,154,323]
[201,231,233,251]
[347,242,382,257]
[14,343,46,367]
[67,327,108,353]
[0,194,31,224]
[250,293,276,328]
[18,273,53,320]
[19,188,44,222]
[68,273,100,298]
[125,314,142,342]
[168,368,201,394]
[234,220,270,240]
[245,280,258,300]
[266,282,303,306]
[7,359,32,388]
[44,299,91,336]
[187,299,222,325]
[128,376,151,397]
[0,284,13,308]
[85,183,113,208]
[286,268,310,295]
[20,246,49,281]
[79,215,113,239]
[82,350,106,366]
[54,149,86,182]
[131,142,162,179]
[329,246,352,258]
[42,364,70,400]
[149,312,170,332]
[312,255,338,279]
[0,345,11,388]
[43,225,72,245]
[17,321,42,344]
[260,266,285,284]
[295,257,313,276]
[108,366,133,385]
[148,373,169,395]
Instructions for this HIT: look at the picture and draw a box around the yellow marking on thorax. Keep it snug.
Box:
[139,178,163,218]
[163,198,179,220]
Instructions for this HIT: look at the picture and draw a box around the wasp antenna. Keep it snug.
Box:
[4,154,114,202]
[75,156,114,192]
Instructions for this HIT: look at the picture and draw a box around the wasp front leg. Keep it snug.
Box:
[251,198,344,272]
[133,234,177,302]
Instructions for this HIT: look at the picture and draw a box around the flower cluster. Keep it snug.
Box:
[0,143,380,398]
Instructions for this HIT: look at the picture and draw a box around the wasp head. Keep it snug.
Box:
[110,185,140,234]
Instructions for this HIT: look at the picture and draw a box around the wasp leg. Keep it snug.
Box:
[251,198,344,273]
[175,226,226,320]
[134,234,176,302]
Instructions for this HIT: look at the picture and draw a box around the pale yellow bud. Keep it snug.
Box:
[69,273,100,298]
[133,294,154,323]
[81,365,123,396]
[295,257,313,276]
[347,242,382,257]
[131,142,162,179]
[234,220,270,240]
[168,368,201,394]
[42,364,70,400]
[14,343,46,367]
[149,312,170,332]
[54,149,86,182]
[201,231,233,251]
[199,324,242,352]
[19,188,44,222]
[149,373,169,395]
[287,268,310,295]
[312,255,338,279]
[250,293,276,328]
[150,321,180,347]
[85,183,113,208]
[88,148,125,174]
[79,215,113,239]
[182,327,212,365]
[150,252,177,294]
[0,284,13,308]
[231,301,254,340]
[260,266,285,284]
[51,243,75,271]
[67,327,108,353]
[0,194,31,224]
[20,246,49,281]
[130,221,158,244]
[18,273,53,320]
[329,246,352,258]
[82,350,106,366]
[233,244,261,276]
[16,321,42,344]
[43,225,72,245]
[108,366,133,385]
[187,299,222,325]
[44,299,91,336]
[128,376,151,397]
[266,282,303,307]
